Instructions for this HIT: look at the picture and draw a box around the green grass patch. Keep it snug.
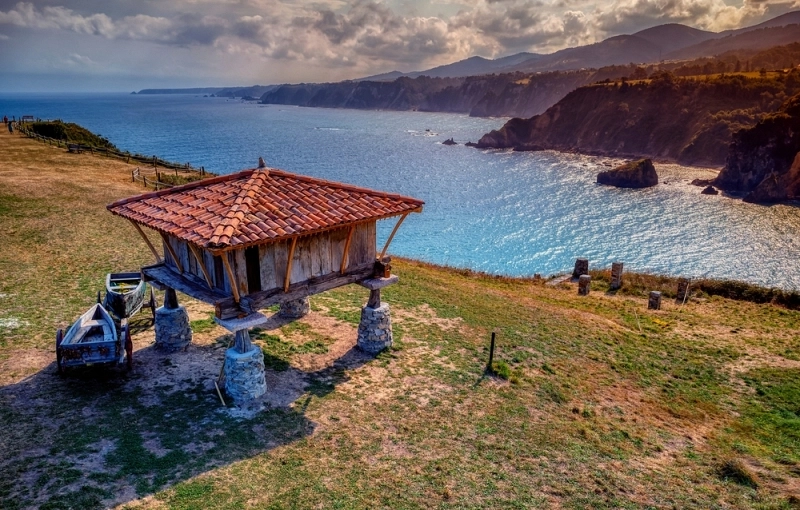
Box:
[189,313,217,334]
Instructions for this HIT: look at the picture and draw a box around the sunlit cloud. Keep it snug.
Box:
[0,0,797,88]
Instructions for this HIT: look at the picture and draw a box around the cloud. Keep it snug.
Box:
[593,0,783,32]
[65,52,98,67]
[0,2,221,46]
[451,2,595,52]
[0,0,796,79]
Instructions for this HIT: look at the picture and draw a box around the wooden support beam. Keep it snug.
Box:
[188,243,214,290]
[380,212,409,260]
[220,253,240,303]
[367,288,381,308]
[340,225,355,274]
[141,263,227,305]
[215,261,374,319]
[159,233,184,274]
[234,329,253,354]
[284,236,298,292]
[128,219,161,263]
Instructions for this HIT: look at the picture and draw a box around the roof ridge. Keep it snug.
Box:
[106,169,256,211]
[207,169,270,248]
[268,169,425,206]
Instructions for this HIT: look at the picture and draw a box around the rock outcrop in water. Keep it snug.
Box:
[597,159,658,188]
[715,92,800,202]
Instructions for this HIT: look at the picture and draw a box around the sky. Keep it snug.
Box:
[0,0,797,92]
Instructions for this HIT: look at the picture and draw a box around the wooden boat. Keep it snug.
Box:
[103,272,155,321]
[56,303,132,372]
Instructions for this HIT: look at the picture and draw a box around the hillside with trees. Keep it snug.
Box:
[476,72,800,167]
[261,43,800,119]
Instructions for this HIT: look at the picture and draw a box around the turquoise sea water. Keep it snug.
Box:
[2,93,799,290]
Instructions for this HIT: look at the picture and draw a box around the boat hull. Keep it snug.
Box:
[104,272,145,320]
[58,303,124,368]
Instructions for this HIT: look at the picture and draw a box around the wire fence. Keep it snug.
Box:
[16,120,210,190]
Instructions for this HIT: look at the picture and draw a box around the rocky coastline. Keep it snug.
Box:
[475,74,800,203]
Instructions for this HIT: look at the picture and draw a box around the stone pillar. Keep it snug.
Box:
[648,291,662,310]
[610,262,624,290]
[279,297,310,319]
[214,313,269,404]
[573,258,589,278]
[357,303,392,353]
[154,287,191,352]
[578,274,591,296]
[223,333,267,403]
[676,278,690,303]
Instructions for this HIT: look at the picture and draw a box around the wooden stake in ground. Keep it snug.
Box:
[487,331,496,372]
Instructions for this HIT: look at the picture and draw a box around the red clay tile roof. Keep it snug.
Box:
[107,168,424,250]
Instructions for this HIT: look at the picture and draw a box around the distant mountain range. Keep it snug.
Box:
[137,11,800,98]
[361,11,800,80]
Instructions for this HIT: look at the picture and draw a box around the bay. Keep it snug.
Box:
[2,92,799,290]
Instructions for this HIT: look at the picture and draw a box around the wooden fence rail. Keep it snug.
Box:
[16,123,209,186]
[130,167,179,190]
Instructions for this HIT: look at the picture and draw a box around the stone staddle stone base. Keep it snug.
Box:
[357,303,393,353]
[223,346,267,403]
[154,305,192,352]
[279,297,310,319]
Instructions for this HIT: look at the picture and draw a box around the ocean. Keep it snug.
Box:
[2,92,799,290]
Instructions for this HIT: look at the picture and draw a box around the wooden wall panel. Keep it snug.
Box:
[258,244,278,291]
[328,228,347,272]
[348,222,376,269]
[162,239,176,270]
[203,249,217,287]
[312,235,332,276]
[175,238,190,274]
[273,240,288,290]
[232,249,249,296]
[290,237,312,284]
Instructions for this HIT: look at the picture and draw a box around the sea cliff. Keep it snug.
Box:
[476,72,800,168]
[715,93,800,201]
[261,70,634,118]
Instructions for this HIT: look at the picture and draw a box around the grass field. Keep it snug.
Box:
[0,130,799,509]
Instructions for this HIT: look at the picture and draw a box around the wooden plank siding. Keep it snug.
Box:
[160,222,378,305]
[348,222,376,270]
[203,249,219,288]
[328,227,348,273]
[232,250,249,297]
[272,240,289,291]
[258,244,278,291]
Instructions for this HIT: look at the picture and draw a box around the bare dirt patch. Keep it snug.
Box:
[392,303,464,332]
